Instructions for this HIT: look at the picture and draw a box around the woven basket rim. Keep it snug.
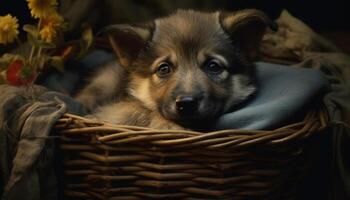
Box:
[55,107,329,149]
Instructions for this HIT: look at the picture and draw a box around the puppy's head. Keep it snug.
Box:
[102,9,276,125]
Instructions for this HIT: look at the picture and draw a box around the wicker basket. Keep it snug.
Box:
[55,107,329,200]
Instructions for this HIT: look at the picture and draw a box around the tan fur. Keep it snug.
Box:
[77,9,275,130]
[75,62,127,111]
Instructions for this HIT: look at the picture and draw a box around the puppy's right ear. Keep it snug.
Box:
[220,9,277,60]
[98,23,154,67]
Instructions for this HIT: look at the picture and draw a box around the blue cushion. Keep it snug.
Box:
[215,62,329,130]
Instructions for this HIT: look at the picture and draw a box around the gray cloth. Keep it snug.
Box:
[261,10,350,200]
[295,52,350,124]
[297,53,350,200]
[260,10,341,62]
[0,85,86,200]
[261,9,350,125]
[215,62,329,130]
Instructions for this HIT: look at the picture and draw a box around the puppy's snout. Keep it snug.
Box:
[175,95,199,115]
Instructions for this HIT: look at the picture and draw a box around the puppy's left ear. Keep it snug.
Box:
[98,23,154,67]
[220,9,277,60]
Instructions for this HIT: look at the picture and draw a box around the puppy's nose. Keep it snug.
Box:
[175,95,198,115]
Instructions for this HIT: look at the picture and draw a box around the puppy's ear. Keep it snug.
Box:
[220,9,277,60]
[98,23,154,67]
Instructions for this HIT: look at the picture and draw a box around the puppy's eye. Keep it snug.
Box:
[205,60,224,74]
[156,62,172,77]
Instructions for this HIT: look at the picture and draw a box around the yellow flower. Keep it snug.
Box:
[41,13,64,29]
[39,13,65,43]
[40,26,56,43]
[27,0,58,19]
[0,14,19,45]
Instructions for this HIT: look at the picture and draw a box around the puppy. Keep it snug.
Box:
[76,9,276,130]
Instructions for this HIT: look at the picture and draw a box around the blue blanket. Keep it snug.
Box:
[216,62,329,130]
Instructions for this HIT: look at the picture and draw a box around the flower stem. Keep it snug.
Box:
[29,46,35,64]
[36,47,43,69]
[37,47,42,58]
[38,18,42,30]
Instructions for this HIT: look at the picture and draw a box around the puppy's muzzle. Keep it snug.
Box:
[175,95,200,116]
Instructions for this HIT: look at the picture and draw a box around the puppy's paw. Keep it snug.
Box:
[149,119,185,130]
[75,94,96,112]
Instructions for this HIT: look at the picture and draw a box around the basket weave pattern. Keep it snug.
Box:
[55,108,328,200]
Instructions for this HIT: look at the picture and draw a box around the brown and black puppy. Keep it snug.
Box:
[76,9,277,130]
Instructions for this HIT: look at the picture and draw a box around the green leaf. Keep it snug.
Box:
[27,33,35,45]
[77,23,93,58]
[0,65,7,71]
[0,70,7,84]
[49,56,65,72]
[27,34,56,49]
[23,24,39,38]
[0,54,24,70]
[20,66,34,79]
[81,23,93,49]
[38,41,56,49]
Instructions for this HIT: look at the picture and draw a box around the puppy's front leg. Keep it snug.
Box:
[148,112,185,130]
[92,100,184,130]
[75,62,127,111]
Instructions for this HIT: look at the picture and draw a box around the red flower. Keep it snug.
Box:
[6,60,36,86]
[61,45,74,59]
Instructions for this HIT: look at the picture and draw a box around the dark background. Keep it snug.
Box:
[1,0,349,30]
[0,1,345,200]
[1,0,350,53]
